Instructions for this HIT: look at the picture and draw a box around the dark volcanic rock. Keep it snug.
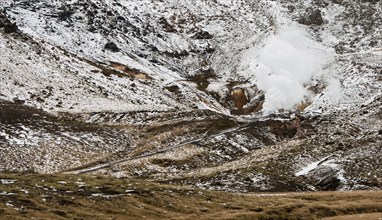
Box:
[4,22,18,33]
[192,30,213,40]
[311,167,342,191]
[331,0,343,4]
[317,174,341,190]
[58,8,75,21]
[104,42,120,52]
[158,17,176,33]
[0,11,18,33]
[298,9,324,26]
[165,85,180,93]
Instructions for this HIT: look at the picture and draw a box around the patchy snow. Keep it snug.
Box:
[0,0,380,118]
[206,81,228,94]
[1,192,16,196]
[255,193,288,197]
[91,193,125,198]
[19,189,29,194]
[0,0,380,192]
[295,157,329,176]
[1,179,17,184]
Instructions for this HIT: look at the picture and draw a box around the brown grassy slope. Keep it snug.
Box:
[323,213,382,220]
[0,174,381,220]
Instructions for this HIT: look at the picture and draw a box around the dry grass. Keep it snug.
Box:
[0,174,381,219]
[110,61,150,80]
[322,213,382,220]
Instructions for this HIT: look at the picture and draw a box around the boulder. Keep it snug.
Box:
[192,30,213,40]
[309,166,342,191]
[0,11,18,33]
[317,173,341,190]
[158,17,176,32]
[104,42,120,52]
[298,9,324,26]
[4,22,18,33]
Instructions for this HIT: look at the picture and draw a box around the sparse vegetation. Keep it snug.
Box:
[0,174,381,219]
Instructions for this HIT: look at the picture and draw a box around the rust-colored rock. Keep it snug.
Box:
[231,88,248,110]
[110,61,150,80]
[297,101,311,111]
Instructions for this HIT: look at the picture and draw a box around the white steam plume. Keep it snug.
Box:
[247,27,334,115]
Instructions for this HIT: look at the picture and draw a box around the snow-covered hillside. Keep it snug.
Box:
[0,0,381,192]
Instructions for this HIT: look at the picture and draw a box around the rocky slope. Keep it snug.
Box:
[0,0,381,192]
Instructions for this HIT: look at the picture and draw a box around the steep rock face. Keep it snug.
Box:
[0,0,381,191]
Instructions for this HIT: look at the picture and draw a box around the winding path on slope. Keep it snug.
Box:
[63,115,280,174]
